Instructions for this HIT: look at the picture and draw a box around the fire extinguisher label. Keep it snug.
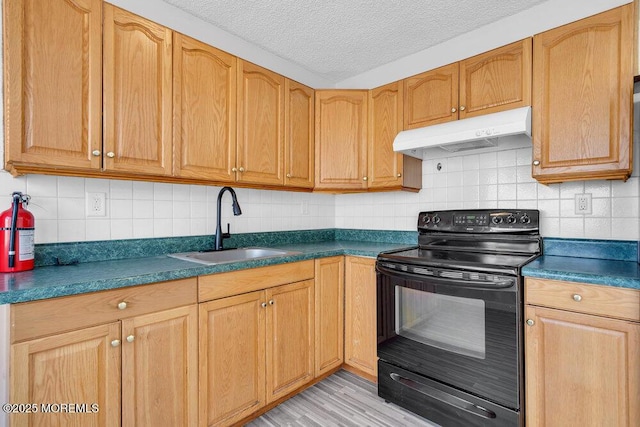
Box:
[19,229,34,261]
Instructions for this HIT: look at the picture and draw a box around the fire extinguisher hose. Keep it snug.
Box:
[8,192,21,268]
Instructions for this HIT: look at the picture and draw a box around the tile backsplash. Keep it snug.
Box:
[0,172,335,244]
[336,141,640,240]
[1,137,638,244]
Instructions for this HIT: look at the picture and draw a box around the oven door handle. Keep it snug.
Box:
[376,265,515,289]
[390,373,497,419]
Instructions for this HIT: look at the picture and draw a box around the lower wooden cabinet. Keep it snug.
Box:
[344,256,378,379]
[199,279,314,426]
[314,256,345,376]
[524,278,640,426]
[11,322,121,427]
[121,305,198,426]
[9,279,198,427]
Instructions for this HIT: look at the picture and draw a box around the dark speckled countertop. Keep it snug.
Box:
[0,240,412,304]
[3,232,639,304]
[522,238,640,290]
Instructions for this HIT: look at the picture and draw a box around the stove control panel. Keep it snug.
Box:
[419,209,539,233]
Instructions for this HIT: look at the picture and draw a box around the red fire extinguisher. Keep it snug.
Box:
[0,192,35,273]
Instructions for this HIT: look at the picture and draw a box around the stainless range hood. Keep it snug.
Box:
[394,106,532,159]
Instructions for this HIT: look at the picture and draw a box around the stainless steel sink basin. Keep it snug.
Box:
[168,247,301,265]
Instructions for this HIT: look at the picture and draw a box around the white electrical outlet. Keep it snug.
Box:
[86,192,107,217]
[575,193,592,215]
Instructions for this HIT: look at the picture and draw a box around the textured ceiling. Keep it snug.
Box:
[162,0,546,83]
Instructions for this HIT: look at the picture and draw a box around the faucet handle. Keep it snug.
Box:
[222,223,231,238]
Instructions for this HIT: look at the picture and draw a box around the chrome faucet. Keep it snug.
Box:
[214,187,242,251]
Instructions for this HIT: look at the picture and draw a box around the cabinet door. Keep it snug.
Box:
[199,291,266,427]
[403,63,459,130]
[174,33,237,182]
[344,256,377,379]
[314,257,344,377]
[459,38,532,119]
[525,305,640,427]
[285,80,315,188]
[315,90,368,190]
[532,5,633,184]
[237,60,285,185]
[265,280,314,403]
[368,82,421,191]
[11,323,121,427]
[4,0,102,171]
[103,4,173,176]
[121,305,198,427]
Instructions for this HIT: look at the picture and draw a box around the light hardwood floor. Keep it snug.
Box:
[247,370,438,426]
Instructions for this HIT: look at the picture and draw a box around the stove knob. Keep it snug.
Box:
[507,215,516,224]
[521,214,531,224]
[423,215,431,224]
[492,216,503,224]
[432,215,441,224]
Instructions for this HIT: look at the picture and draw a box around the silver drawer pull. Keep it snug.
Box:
[117,301,127,310]
[572,294,582,302]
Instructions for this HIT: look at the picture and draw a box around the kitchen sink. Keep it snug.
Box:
[168,247,301,265]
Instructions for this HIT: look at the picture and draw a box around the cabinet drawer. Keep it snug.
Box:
[525,278,640,322]
[198,260,314,301]
[11,278,197,343]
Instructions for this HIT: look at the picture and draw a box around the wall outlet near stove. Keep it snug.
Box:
[575,193,592,215]
[86,192,107,217]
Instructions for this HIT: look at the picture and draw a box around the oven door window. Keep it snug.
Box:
[395,286,485,359]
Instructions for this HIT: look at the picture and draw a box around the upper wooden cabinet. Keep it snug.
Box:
[237,60,285,186]
[459,40,532,119]
[404,39,532,130]
[532,5,634,184]
[368,82,422,191]
[173,33,237,182]
[404,63,459,129]
[285,80,315,188]
[3,0,103,173]
[103,4,173,176]
[315,90,369,190]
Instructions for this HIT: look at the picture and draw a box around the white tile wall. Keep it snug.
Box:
[336,138,640,240]
[0,140,638,243]
[0,171,335,244]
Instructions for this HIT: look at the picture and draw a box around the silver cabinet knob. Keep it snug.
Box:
[526,319,535,326]
[460,106,466,111]
[117,301,127,310]
[451,107,457,113]
[363,176,368,181]
[238,167,245,172]
[397,173,402,178]
[232,167,238,172]
[533,160,540,166]
[126,335,135,343]
[286,173,292,178]
[111,339,121,347]
[261,302,267,308]
[269,300,274,305]
[106,152,115,158]
[92,150,101,156]
[572,294,582,302]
